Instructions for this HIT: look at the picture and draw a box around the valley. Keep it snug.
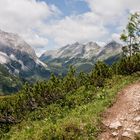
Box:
[0,9,139,140]
[0,30,123,95]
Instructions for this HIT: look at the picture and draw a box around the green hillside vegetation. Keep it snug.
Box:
[0,53,140,140]
[0,64,23,95]
[0,12,140,140]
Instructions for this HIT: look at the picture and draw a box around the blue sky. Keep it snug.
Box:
[43,0,90,16]
[0,0,139,56]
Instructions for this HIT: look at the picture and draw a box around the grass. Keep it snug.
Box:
[1,74,140,140]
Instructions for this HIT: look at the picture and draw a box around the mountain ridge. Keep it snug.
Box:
[40,40,122,74]
[0,29,51,80]
[40,40,122,61]
[0,29,123,78]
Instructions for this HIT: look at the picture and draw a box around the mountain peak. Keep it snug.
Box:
[73,42,80,46]
[40,41,102,61]
[106,40,121,47]
[86,41,98,46]
[0,29,36,58]
[0,29,50,79]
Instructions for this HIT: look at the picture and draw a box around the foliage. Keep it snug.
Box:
[0,19,140,139]
[0,51,140,139]
[120,12,140,56]
[0,64,23,95]
[1,74,139,140]
[113,54,140,75]
[90,61,112,87]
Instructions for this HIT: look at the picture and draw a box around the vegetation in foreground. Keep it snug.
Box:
[0,53,140,140]
[0,12,140,139]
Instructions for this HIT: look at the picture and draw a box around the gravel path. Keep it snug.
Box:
[99,82,140,140]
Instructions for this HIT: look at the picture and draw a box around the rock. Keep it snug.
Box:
[126,128,131,131]
[122,131,133,139]
[134,129,140,134]
[112,132,118,136]
[109,120,122,129]
[0,29,50,79]
[133,116,140,122]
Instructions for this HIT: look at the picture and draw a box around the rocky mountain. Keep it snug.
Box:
[41,42,101,61]
[97,41,122,60]
[40,41,122,73]
[0,29,123,79]
[0,30,50,80]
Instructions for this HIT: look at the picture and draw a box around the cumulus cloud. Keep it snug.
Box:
[0,0,139,55]
[86,0,140,28]
[0,0,60,53]
[43,13,108,46]
[42,0,140,47]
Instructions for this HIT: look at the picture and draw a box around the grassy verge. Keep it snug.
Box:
[1,74,140,140]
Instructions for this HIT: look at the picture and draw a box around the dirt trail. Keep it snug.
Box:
[99,82,140,140]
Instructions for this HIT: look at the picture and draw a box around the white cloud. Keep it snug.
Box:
[111,33,122,43]
[0,0,139,55]
[23,33,48,48]
[86,0,140,26]
[0,0,60,54]
[43,0,140,47]
[43,13,108,46]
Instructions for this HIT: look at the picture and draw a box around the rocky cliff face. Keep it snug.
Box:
[97,41,122,60]
[40,42,102,61]
[40,41,122,74]
[0,29,123,77]
[0,30,50,79]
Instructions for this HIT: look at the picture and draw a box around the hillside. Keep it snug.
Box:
[0,64,23,95]
[0,54,140,140]
[1,75,139,140]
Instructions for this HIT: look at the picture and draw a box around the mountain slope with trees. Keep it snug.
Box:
[40,41,122,74]
[0,53,140,139]
[0,12,140,140]
[0,30,51,81]
[0,64,23,95]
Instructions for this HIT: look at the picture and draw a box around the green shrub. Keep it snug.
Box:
[115,54,140,75]
[90,61,112,87]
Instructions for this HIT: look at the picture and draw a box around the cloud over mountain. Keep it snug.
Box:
[0,0,139,55]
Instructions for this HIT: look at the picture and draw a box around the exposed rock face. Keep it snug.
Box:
[40,41,122,74]
[40,41,122,62]
[0,29,36,58]
[40,41,102,61]
[0,30,50,79]
[99,83,140,140]
[97,41,122,60]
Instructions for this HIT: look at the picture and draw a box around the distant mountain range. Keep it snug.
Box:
[0,29,123,94]
[40,41,122,74]
[0,29,123,79]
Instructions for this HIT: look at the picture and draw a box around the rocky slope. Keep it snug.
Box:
[0,30,50,80]
[97,41,122,60]
[40,41,122,73]
[41,42,101,61]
